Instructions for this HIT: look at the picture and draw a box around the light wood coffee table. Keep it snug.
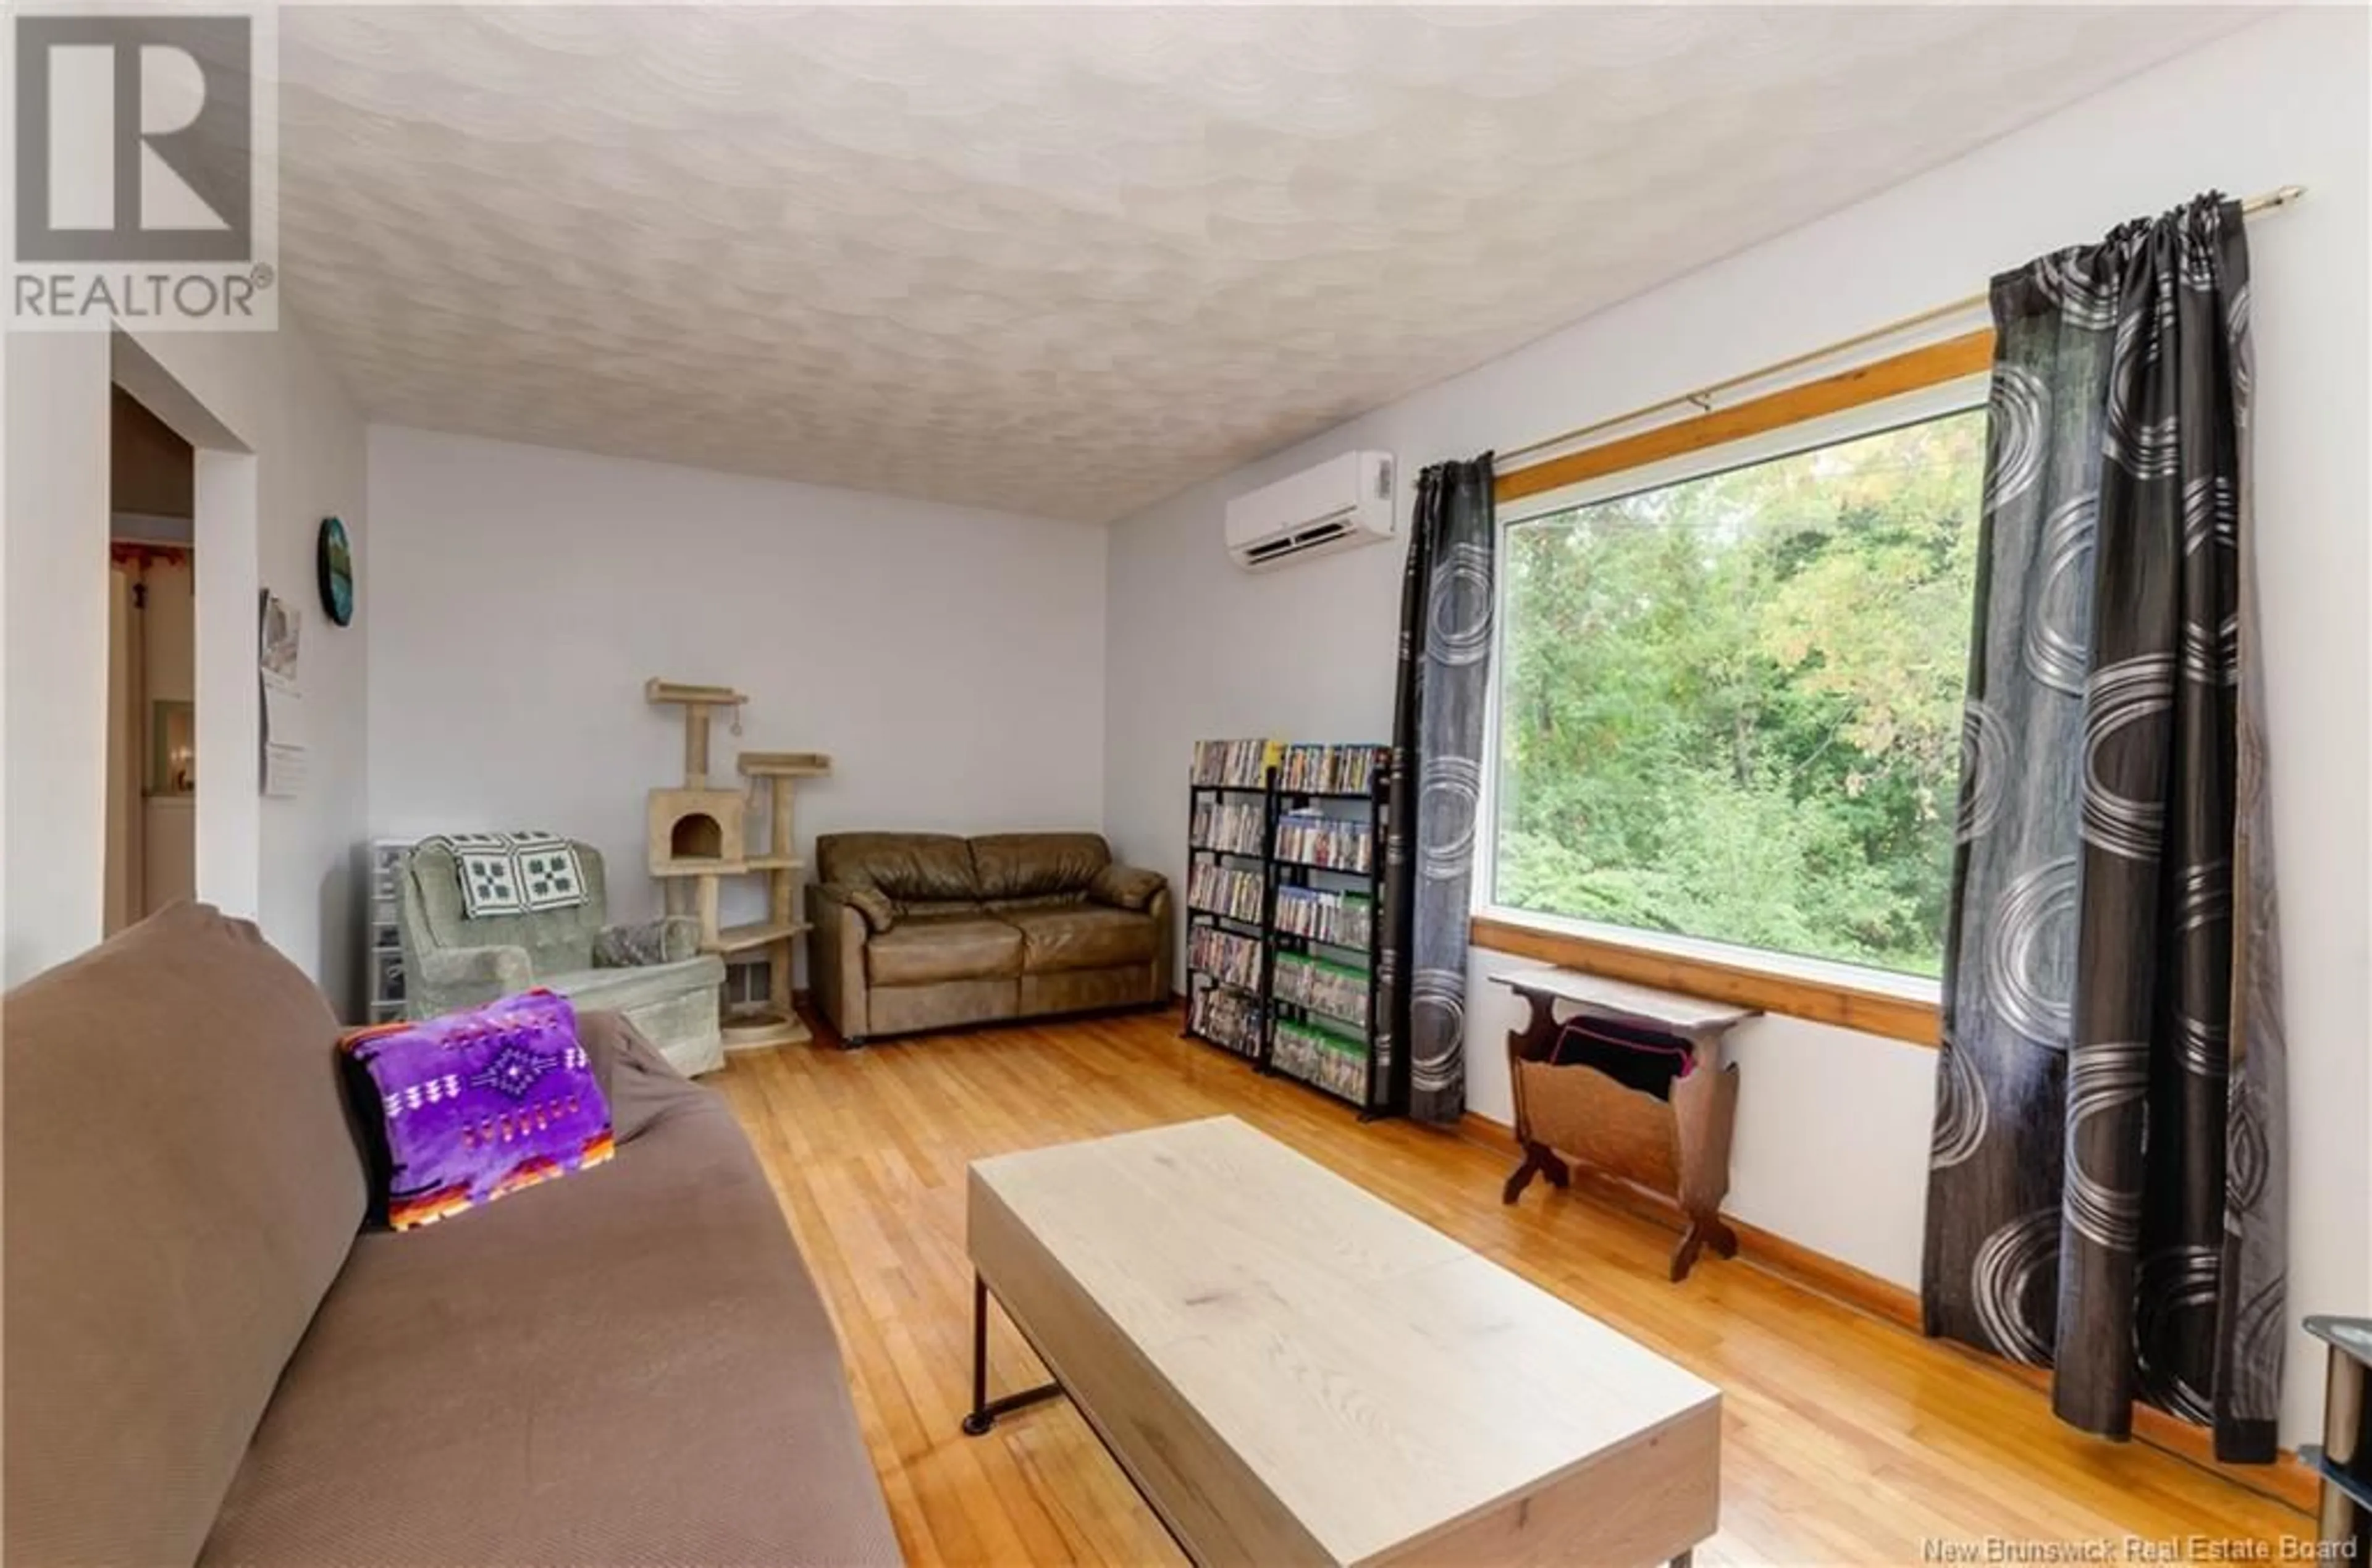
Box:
[962,1115,1721,1566]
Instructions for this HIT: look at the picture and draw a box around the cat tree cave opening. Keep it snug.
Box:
[670,813,724,861]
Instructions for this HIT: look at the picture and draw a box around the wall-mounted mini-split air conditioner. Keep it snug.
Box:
[1224,451,1395,571]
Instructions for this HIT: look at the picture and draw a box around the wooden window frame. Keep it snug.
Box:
[1477,328,1997,1048]
[1495,330,1995,506]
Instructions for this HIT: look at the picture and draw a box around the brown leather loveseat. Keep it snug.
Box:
[807,832,1171,1043]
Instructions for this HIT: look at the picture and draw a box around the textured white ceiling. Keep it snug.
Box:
[277,6,2253,523]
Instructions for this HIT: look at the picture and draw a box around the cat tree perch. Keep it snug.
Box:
[645,677,830,1050]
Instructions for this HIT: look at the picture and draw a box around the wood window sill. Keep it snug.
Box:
[1468,913,1940,1047]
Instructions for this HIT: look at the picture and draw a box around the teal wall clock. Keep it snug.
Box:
[317,516,355,627]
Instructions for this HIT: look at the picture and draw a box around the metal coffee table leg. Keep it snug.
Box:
[960,1272,1063,1436]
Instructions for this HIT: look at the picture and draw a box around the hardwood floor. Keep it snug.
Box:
[713,1008,2306,1566]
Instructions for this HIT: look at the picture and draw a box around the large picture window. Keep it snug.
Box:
[1491,403,1987,979]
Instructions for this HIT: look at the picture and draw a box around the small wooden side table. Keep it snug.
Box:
[1492,967,1756,1282]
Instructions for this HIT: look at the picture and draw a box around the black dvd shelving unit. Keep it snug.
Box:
[1182,739,1402,1121]
[1182,739,1279,1063]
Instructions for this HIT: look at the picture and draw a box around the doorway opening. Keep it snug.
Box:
[105,387,198,933]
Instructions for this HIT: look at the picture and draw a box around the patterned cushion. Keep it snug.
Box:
[340,989,614,1231]
[424,832,589,918]
[593,918,686,966]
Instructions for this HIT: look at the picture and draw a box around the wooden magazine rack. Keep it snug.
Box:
[1494,966,1754,1282]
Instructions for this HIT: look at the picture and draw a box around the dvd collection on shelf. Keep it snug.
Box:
[1189,798,1266,855]
[1191,737,1286,789]
[1277,743,1385,795]
[1188,926,1263,991]
[1270,1018,1370,1102]
[1271,953,1371,1029]
[1180,736,1399,1117]
[1185,863,1266,923]
[1188,986,1264,1057]
[1274,811,1375,873]
[1274,886,1374,949]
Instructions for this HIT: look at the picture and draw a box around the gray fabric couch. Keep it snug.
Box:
[2,902,901,1568]
[397,836,727,1076]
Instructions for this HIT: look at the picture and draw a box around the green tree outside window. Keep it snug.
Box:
[1494,407,1985,978]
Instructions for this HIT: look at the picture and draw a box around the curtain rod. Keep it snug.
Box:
[1497,183,2308,472]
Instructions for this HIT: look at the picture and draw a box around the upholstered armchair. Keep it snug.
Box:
[395,837,727,1076]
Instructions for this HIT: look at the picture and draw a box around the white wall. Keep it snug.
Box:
[1102,7,2369,1447]
[142,329,372,1010]
[4,320,367,1002]
[364,429,1108,944]
[4,335,112,983]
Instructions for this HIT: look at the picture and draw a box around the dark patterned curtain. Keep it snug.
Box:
[1924,195,2287,1462]
[1382,455,1494,1125]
